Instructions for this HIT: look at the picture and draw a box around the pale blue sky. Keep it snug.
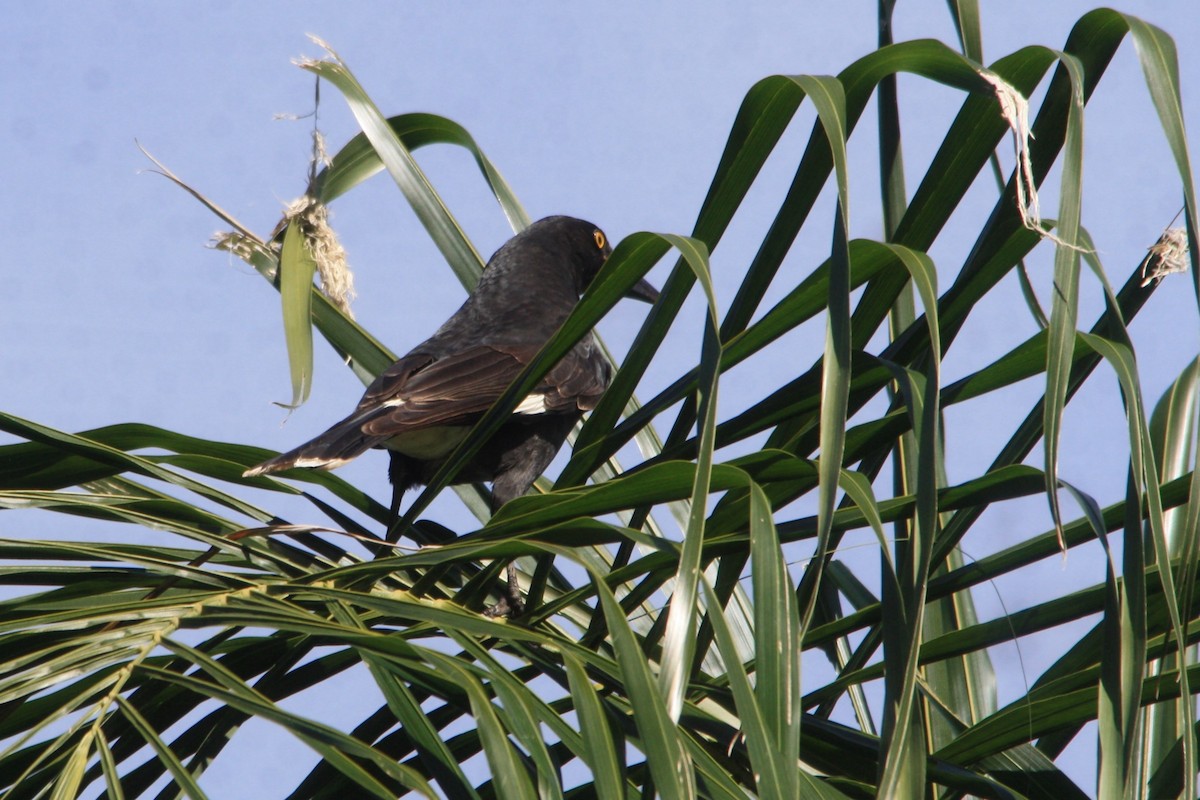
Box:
[4,2,1198,796]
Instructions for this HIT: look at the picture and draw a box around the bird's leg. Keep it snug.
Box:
[362,477,405,562]
[503,562,525,614]
[483,466,542,618]
[385,452,417,544]
[481,419,577,617]
[483,562,525,618]
[385,480,403,544]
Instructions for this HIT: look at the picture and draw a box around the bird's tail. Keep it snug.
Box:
[242,413,378,477]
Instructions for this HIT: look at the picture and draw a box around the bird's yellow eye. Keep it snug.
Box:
[593,230,606,250]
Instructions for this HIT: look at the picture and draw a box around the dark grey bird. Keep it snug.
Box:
[244,215,658,615]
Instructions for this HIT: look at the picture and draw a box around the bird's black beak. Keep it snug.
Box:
[625,277,660,304]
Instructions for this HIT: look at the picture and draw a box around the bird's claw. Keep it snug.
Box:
[483,593,525,619]
[484,566,526,618]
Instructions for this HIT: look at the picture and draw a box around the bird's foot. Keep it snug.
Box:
[482,561,526,618]
[482,587,525,618]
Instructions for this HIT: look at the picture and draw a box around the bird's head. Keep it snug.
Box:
[528,215,659,304]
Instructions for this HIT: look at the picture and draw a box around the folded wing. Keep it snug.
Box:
[242,336,610,476]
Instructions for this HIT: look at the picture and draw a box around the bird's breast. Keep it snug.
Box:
[382,426,471,460]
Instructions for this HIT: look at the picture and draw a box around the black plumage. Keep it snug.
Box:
[244,215,658,614]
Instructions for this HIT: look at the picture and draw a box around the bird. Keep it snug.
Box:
[243,215,659,615]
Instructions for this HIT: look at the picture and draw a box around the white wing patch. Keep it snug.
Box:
[513,393,550,415]
[383,393,545,414]
[383,394,549,459]
[293,456,351,470]
[243,455,350,477]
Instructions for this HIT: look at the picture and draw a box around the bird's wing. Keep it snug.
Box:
[518,338,612,414]
[360,340,610,437]
[242,340,609,476]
